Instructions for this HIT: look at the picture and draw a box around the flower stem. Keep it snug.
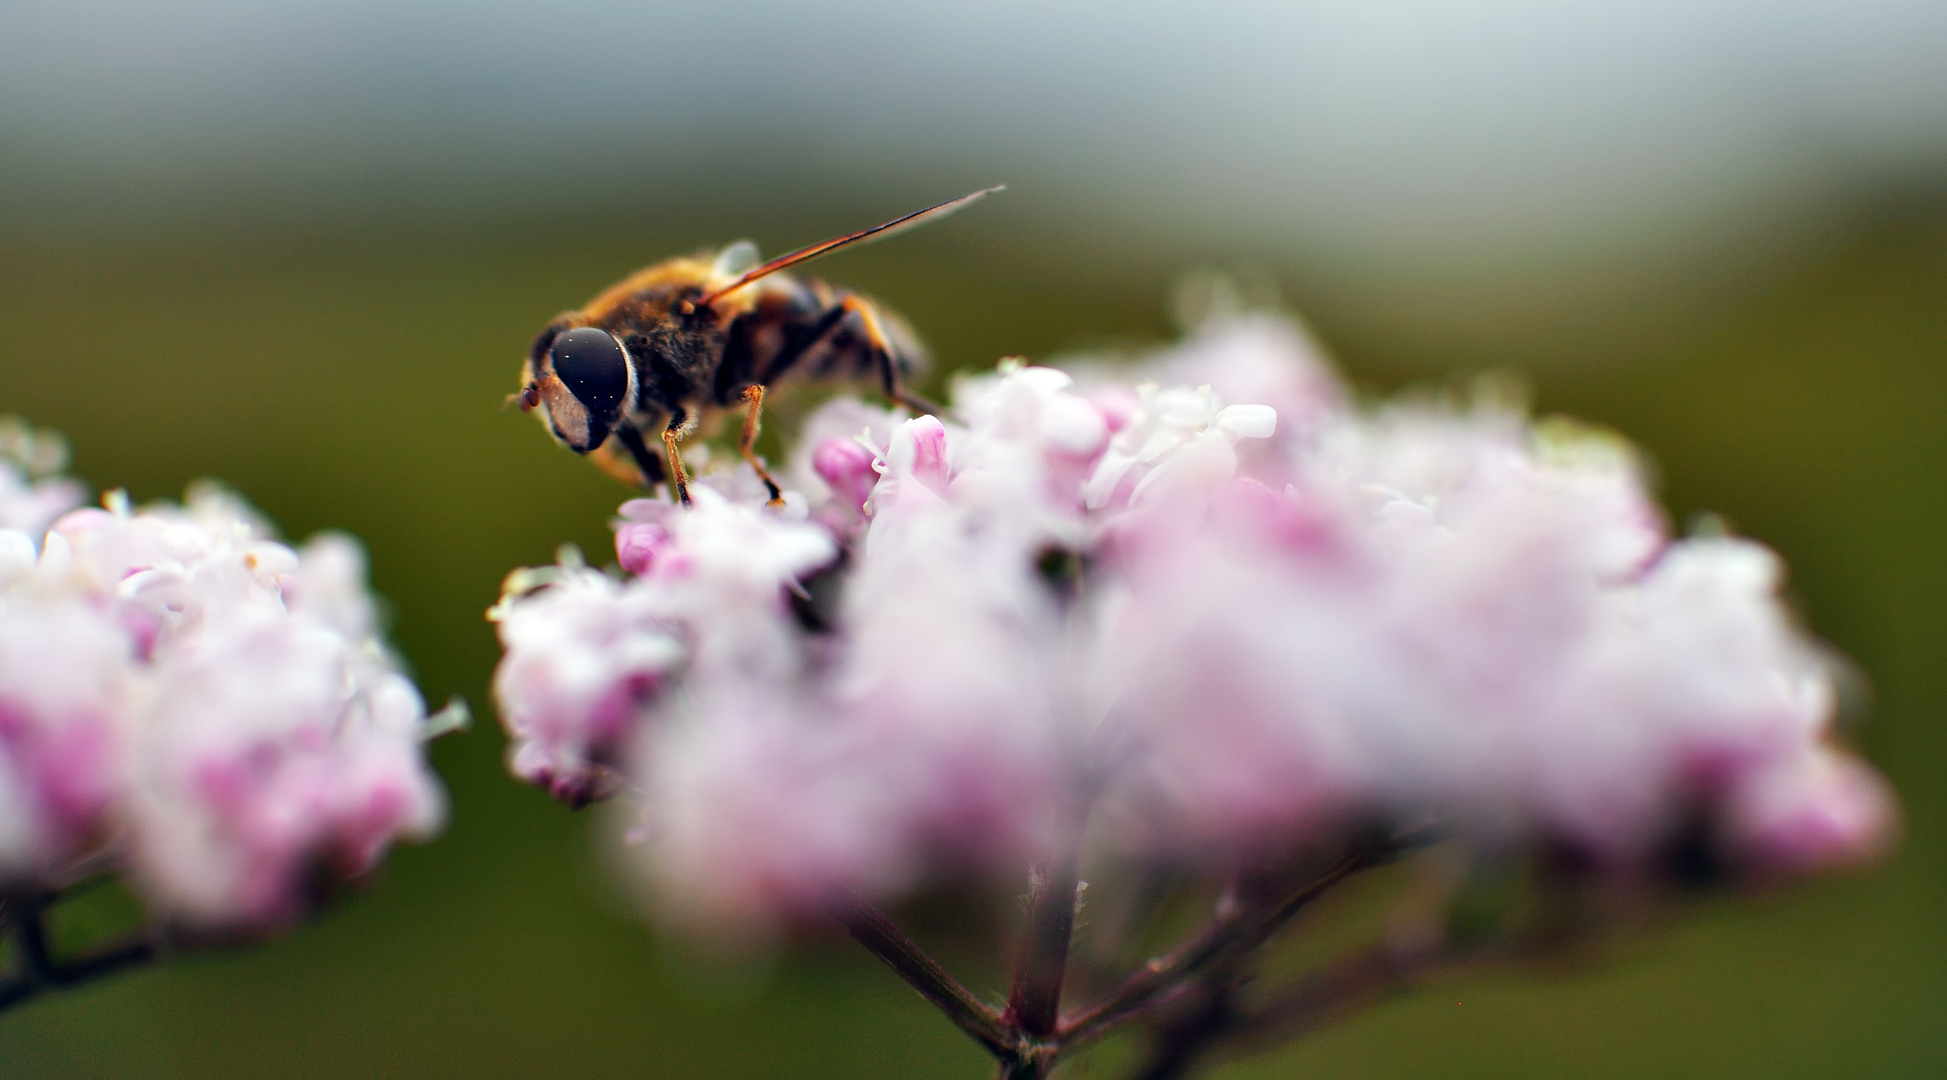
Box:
[1123,938,1466,1079]
[838,893,1016,1060]
[1124,981,1239,1080]
[1060,839,1384,1050]
[0,891,157,1015]
[994,853,1082,1079]
[1007,857,1080,1038]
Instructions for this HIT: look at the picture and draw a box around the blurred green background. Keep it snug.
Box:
[2,1,1945,1076]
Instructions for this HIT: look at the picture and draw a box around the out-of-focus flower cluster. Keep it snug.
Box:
[0,422,446,930]
[493,317,1893,925]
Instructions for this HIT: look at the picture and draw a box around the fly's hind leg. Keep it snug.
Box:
[840,296,944,416]
[662,409,696,507]
[738,385,785,507]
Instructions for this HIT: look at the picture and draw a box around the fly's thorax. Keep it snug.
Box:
[594,295,728,415]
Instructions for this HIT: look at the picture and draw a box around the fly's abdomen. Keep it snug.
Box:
[724,278,927,404]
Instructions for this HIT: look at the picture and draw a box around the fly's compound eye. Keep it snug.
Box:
[549,328,630,418]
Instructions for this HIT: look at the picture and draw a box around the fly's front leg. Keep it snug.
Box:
[612,425,666,489]
[738,385,785,507]
[662,408,695,506]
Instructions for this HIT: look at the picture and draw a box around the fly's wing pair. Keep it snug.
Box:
[694,186,1004,309]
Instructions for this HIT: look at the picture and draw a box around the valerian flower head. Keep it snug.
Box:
[492,320,1894,926]
[0,417,86,544]
[0,452,446,931]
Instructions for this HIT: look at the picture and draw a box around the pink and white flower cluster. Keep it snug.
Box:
[0,432,445,930]
[0,418,85,542]
[493,317,1893,924]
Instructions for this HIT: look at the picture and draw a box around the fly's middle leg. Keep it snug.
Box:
[738,384,785,507]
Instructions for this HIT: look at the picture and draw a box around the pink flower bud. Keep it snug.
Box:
[616,522,669,577]
[897,415,952,495]
[812,437,880,513]
[1727,749,1897,873]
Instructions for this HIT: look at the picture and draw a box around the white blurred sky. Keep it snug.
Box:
[4,0,1945,263]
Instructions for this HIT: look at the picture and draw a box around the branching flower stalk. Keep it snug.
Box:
[0,882,158,1013]
[0,419,452,1011]
[835,815,1440,1078]
[492,315,1895,1077]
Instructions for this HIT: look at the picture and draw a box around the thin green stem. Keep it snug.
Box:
[838,894,1016,1060]
[1124,981,1239,1080]
[1122,938,1467,1080]
[0,891,158,1017]
[1060,839,1386,1051]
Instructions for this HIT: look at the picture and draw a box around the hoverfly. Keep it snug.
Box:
[514,187,1002,506]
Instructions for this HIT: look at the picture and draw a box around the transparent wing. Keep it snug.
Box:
[696,186,1004,307]
[711,240,761,280]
